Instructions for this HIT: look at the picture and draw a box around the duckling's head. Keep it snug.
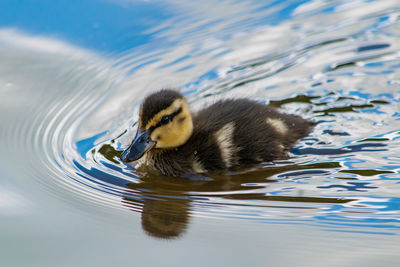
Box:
[121,89,193,163]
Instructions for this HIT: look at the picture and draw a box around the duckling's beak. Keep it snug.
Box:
[121,128,155,163]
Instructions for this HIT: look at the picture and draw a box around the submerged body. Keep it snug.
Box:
[121,90,313,177]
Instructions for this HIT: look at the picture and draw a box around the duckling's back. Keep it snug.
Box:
[188,99,313,171]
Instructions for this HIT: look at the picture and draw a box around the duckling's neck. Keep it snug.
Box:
[142,145,194,176]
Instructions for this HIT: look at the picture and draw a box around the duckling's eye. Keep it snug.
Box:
[160,115,171,124]
[155,108,182,128]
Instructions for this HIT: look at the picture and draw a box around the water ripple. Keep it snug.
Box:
[2,0,400,239]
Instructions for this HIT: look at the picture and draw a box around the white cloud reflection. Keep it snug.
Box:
[0,28,96,58]
[0,187,30,216]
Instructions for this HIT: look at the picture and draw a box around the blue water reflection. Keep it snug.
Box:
[0,0,347,53]
[0,0,170,51]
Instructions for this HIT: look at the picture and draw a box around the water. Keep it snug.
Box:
[1,0,400,266]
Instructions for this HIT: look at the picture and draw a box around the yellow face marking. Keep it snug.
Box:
[267,118,288,135]
[143,98,185,130]
[149,100,193,148]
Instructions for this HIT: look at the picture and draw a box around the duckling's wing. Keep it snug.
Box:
[192,99,312,167]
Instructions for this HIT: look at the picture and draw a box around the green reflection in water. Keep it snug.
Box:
[340,169,394,176]
[314,104,374,115]
[269,94,319,107]
[370,100,390,105]
[357,138,390,142]
[97,143,123,164]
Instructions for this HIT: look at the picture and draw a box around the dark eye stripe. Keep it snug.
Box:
[149,107,182,132]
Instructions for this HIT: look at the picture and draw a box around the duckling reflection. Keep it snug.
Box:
[140,196,190,239]
[122,178,189,239]
[122,175,191,240]
[120,161,351,240]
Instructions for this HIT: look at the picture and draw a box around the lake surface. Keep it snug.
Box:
[1,0,400,266]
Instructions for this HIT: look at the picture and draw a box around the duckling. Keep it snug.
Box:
[121,89,313,177]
